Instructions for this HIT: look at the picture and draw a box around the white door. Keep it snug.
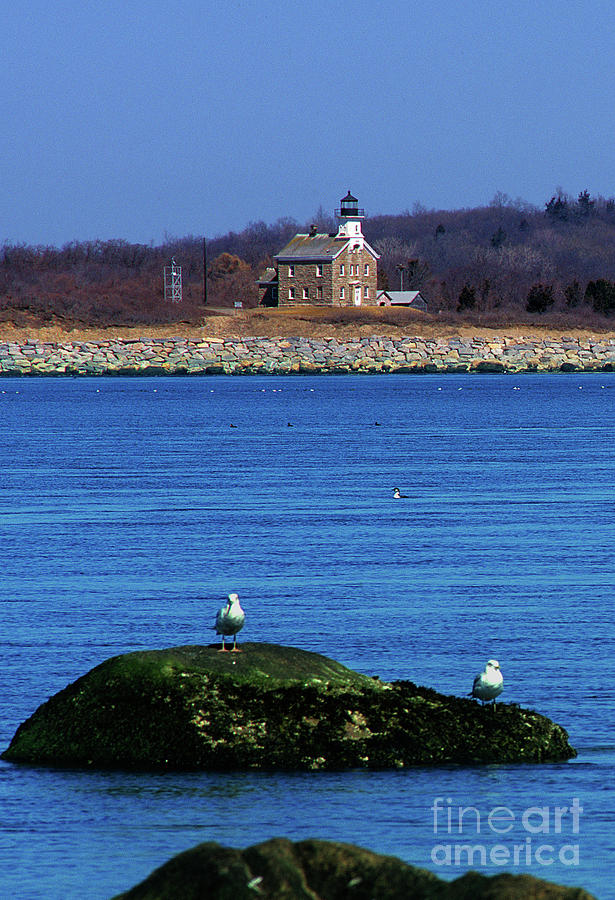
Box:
[354,286,361,306]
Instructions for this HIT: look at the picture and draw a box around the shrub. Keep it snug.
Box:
[457,284,476,311]
[526,283,555,314]
[585,279,615,316]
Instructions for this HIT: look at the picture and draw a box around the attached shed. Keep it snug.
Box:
[257,267,278,307]
[377,290,427,310]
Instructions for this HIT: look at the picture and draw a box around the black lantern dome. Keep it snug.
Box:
[336,190,364,219]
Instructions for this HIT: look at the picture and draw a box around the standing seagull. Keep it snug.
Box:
[392,487,408,499]
[470,659,503,707]
[215,592,245,652]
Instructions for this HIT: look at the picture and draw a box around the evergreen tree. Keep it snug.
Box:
[526,283,555,314]
[564,280,583,307]
[585,279,615,315]
[490,226,506,248]
[457,283,476,311]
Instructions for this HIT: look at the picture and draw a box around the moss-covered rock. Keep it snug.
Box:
[111,837,595,900]
[2,643,576,770]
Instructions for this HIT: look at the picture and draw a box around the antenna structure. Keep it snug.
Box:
[164,257,182,303]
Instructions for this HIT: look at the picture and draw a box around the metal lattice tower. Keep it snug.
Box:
[164,257,182,303]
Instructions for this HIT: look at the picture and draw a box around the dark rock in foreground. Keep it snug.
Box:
[2,643,576,770]
[112,837,595,900]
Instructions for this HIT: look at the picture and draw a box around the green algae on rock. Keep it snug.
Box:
[2,643,576,771]
[111,837,596,900]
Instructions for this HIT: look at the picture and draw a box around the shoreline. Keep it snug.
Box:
[2,332,615,375]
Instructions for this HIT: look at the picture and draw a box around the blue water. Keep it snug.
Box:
[0,374,613,899]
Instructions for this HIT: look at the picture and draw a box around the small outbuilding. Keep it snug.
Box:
[257,267,278,307]
[377,290,428,310]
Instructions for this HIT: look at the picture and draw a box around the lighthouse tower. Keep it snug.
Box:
[335,190,365,242]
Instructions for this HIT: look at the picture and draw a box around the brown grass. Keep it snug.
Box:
[0,305,613,345]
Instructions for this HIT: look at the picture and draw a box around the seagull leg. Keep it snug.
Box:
[218,636,229,653]
[231,635,241,652]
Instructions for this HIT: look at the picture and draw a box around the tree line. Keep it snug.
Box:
[3,189,615,326]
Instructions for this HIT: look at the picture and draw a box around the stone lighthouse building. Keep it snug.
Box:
[258,191,379,307]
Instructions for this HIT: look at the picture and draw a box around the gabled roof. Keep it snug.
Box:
[275,233,344,261]
[275,233,380,261]
[377,290,427,307]
[257,267,277,285]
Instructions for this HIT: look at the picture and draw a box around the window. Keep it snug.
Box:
[340,287,345,299]
[364,264,369,276]
[316,286,323,299]
[340,264,345,276]
[364,286,369,298]
[289,287,295,299]
[289,265,295,277]
[316,264,323,277]
[303,287,309,299]
[350,264,354,276]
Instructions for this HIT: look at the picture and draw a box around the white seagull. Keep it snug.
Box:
[392,487,408,499]
[215,592,245,652]
[470,659,503,706]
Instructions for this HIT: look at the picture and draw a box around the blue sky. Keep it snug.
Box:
[3,0,615,246]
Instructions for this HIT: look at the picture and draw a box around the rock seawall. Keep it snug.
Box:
[2,333,615,374]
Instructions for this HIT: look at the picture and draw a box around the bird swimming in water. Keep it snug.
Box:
[215,592,245,652]
[470,659,503,706]
[392,487,408,499]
